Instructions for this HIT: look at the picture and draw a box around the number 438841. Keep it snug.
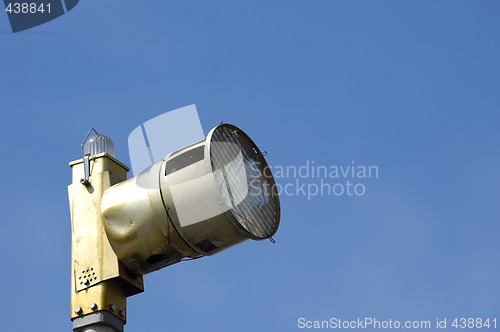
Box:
[5,2,51,14]
[452,318,497,329]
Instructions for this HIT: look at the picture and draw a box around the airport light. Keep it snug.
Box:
[68,124,280,332]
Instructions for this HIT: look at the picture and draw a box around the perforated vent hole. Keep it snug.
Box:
[78,268,97,285]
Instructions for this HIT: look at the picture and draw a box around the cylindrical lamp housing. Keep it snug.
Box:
[101,124,280,275]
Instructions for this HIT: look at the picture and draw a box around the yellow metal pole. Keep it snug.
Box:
[68,153,144,332]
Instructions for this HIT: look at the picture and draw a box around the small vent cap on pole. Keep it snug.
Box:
[82,129,115,157]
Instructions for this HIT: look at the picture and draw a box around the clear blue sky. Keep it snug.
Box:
[1,1,499,331]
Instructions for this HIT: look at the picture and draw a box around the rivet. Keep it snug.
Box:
[74,306,83,315]
[90,303,98,311]
[119,310,126,318]
[109,304,117,311]
[83,278,90,285]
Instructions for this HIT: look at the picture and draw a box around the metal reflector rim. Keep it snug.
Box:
[206,123,281,240]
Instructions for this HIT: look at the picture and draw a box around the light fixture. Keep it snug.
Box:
[101,123,280,274]
[69,123,280,332]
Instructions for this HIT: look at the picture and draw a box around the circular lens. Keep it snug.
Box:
[209,125,280,239]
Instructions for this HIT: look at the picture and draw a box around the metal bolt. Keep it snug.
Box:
[109,304,117,311]
[119,310,126,318]
[74,307,83,315]
[90,303,98,311]
[83,278,90,285]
